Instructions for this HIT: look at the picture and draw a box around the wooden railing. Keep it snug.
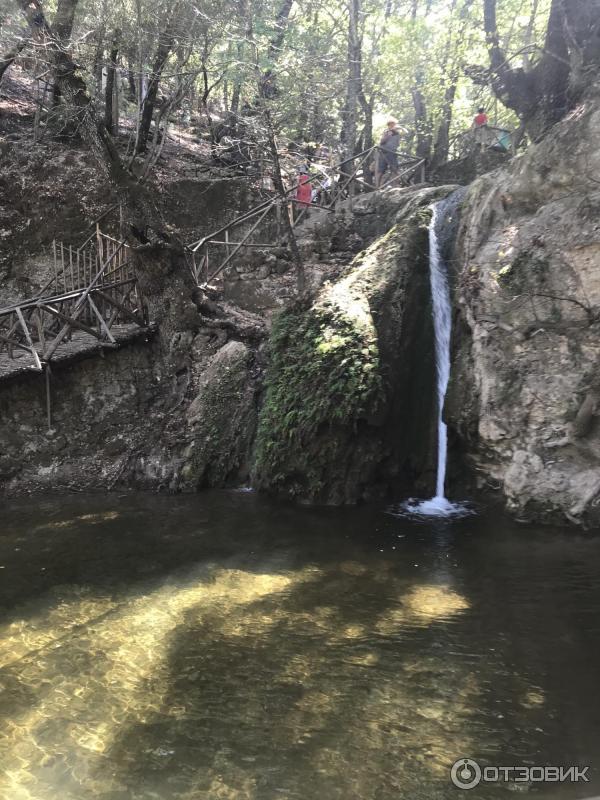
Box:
[0,232,145,374]
[186,146,425,286]
[48,227,132,297]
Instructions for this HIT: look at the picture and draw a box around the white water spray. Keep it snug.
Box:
[398,198,472,518]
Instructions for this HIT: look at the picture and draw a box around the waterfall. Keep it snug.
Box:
[429,200,452,499]
[397,193,472,519]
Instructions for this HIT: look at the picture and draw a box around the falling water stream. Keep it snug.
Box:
[400,195,471,518]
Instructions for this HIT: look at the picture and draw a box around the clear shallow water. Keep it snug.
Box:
[0,491,599,800]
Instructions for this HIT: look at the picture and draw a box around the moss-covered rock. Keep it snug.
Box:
[253,188,449,504]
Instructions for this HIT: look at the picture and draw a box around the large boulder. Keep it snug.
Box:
[179,340,257,489]
[252,186,455,504]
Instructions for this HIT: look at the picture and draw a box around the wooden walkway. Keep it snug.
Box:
[0,228,150,384]
[186,145,425,286]
[0,323,154,381]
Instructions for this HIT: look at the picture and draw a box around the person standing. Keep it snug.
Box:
[295,166,313,207]
[472,107,489,150]
[376,117,400,187]
[473,107,488,127]
[290,165,312,224]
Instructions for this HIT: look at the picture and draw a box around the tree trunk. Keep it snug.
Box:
[126,58,137,102]
[104,29,121,135]
[358,92,373,149]
[136,11,178,153]
[431,82,457,170]
[51,0,79,105]
[244,2,304,291]
[93,34,105,98]
[230,81,241,114]
[563,0,600,89]
[0,40,26,83]
[412,72,432,162]
[261,105,304,293]
[199,63,217,142]
[230,0,251,118]
[222,77,229,111]
[52,0,78,41]
[258,0,294,98]
[341,0,362,166]
[430,0,473,169]
[522,0,540,68]
[483,0,570,138]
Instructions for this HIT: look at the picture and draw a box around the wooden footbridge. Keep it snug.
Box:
[0,226,150,422]
[187,145,425,286]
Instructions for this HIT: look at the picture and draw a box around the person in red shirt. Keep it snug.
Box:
[473,107,488,127]
[472,107,489,150]
[295,167,312,207]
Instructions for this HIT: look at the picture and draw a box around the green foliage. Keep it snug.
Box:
[2,0,554,167]
[254,297,383,492]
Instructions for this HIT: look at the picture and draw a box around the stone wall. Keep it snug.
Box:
[0,340,161,492]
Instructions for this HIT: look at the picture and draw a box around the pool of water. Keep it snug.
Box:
[0,491,599,799]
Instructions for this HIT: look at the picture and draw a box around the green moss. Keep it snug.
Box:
[254,295,383,495]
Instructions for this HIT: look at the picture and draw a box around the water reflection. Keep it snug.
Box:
[0,492,599,799]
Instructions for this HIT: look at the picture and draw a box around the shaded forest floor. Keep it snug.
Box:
[0,67,241,180]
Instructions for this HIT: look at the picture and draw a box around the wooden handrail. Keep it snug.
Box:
[186,143,428,287]
[43,241,127,360]
[188,144,379,252]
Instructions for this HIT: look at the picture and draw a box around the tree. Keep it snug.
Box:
[135,5,180,153]
[0,38,25,82]
[259,0,295,98]
[104,27,121,134]
[482,0,600,138]
[50,0,79,105]
[430,0,475,170]
[15,0,164,237]
[341,0,362,161]
[8,0,590,185]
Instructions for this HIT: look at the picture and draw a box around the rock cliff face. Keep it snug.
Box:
[0,178,449,501]
[447,94,600,526]
[0,316,261,494]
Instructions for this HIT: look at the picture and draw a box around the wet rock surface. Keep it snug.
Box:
[447,93,600,525]
[178,340,258,490]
